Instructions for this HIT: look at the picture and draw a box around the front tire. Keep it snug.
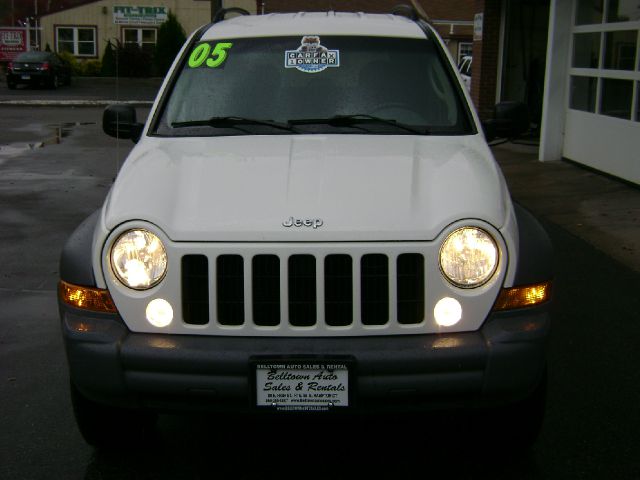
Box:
[7,80,16,90]
[70,383,157,448]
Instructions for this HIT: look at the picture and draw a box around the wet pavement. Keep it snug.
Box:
[0,76,162,104]
[494,141,640,273]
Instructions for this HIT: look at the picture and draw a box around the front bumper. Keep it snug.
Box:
[60,304,549,413]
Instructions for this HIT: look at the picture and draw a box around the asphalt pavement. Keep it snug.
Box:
[0,79,639,479]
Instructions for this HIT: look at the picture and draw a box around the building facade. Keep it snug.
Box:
[39,0,473,65]
[39,0,255,60]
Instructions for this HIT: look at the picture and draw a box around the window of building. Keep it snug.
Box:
[56,26,96,57]
[457,42,473,63]
[604,30,637,70]
[123,28,157,53]
[570,75,598,112]
[572,32,601,68]
[569,0,640,120]
[600,78,633,118]
[607,0,640,22]
[575,0,604,25]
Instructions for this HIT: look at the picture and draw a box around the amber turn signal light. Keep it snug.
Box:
[59,280,118,313]
[493,281,552,311]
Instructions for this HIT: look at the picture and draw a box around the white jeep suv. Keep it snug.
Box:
[59,8,552,447]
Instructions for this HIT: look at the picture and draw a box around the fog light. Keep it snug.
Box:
[146,298,173,328]
[434,297,462,327]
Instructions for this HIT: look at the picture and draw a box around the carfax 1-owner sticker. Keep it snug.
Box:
[255,362,349,411]
[285,36,340,73]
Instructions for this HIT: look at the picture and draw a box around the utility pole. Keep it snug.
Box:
[34,0,39,50]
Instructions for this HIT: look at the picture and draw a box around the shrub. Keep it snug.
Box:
[82,59,102,76]
[154,11,186,76]
[117,42,153,77]
[101,40,116,76]
[57,50,82,75]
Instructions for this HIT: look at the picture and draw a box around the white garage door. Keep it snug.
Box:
[564,0,640,184]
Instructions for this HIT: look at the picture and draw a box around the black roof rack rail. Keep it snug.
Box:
[213,7,251,23]
[391,2,431,22]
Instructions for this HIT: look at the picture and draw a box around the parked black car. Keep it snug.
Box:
[7,51,72,89]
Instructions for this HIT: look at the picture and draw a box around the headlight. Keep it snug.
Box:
[110,229,167,290]
[439,227,498,288]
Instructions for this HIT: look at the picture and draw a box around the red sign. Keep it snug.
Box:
[0,28,27,62]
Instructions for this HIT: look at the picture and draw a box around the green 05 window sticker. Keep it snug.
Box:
[188,42,233,68]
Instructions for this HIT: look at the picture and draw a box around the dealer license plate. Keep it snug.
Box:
[21,75,30,80]
[255,362,349,411]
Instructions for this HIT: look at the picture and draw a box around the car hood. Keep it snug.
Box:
[103,134,510,242]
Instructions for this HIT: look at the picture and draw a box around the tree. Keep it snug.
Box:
[100,40,116,76]
[154,11,186,76]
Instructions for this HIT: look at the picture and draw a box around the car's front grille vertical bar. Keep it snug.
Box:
[353,254,362,326]
[243,254,253,327]
[388,253,398,325]
[316,255,326,327]
[280,254,288,327]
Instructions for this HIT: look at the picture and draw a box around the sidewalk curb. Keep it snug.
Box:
[0,100,153,107]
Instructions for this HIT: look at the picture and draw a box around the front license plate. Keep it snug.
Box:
[255,362,349,411]
[21,75,30,80]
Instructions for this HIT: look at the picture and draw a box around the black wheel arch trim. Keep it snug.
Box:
[512,203,554,285]
[60,210,100,287]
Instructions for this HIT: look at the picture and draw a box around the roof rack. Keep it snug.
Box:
[213,7,251,23]
[392,2,431,22]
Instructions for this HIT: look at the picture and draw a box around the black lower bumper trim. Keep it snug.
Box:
[61,305,549,412]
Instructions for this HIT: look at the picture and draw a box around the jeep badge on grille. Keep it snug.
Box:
[282,217,324,229]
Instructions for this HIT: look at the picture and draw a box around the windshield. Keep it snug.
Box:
[153,35,473,136]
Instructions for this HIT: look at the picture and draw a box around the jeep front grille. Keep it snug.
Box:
[181,251,425,331]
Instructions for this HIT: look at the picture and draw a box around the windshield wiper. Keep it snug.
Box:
[288,115,428,135]
[171,116,300,133]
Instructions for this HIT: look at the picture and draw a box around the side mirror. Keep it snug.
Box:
[490,101,529,139]
[102,104,143,143]
[481,119,497,142]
